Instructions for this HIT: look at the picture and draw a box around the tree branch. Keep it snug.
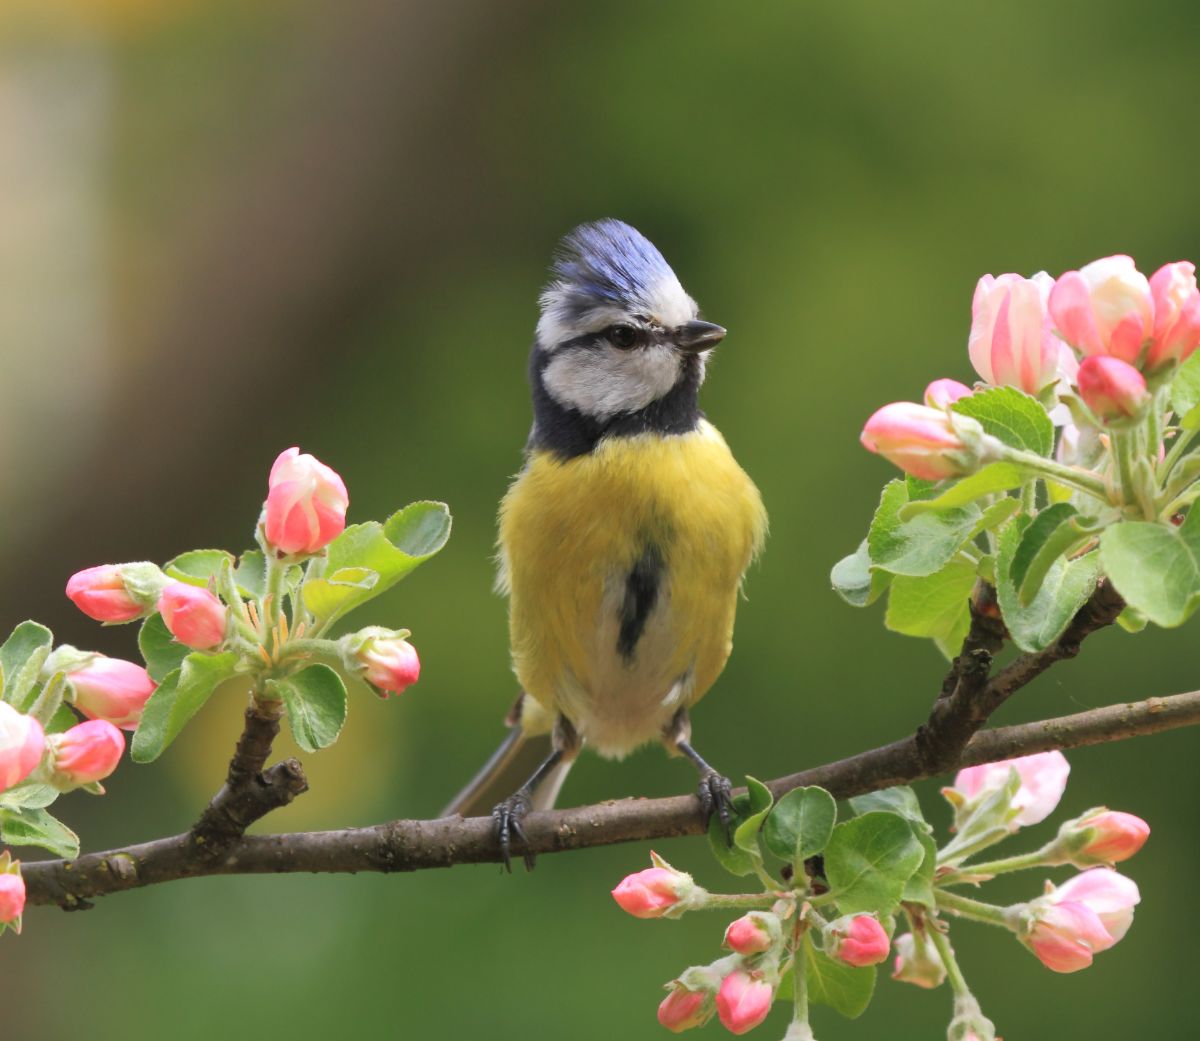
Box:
[915,581,1124,772]
[21,688,1200,907]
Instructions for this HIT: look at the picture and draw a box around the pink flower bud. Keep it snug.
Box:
[611,860,695,919]
[947,750,1069,829]
[263,447,349,556]
[0,870,25,929]
[359,634,420,695]
[1024,899,1115,973]
[969,271,1061,394]
[1068,810,1150,865]
[657,986,713,1033]
[49,720,125,786]
[65,564,146,623]
[68,657,156,731]
[924,379,973,410]
[891,931,946,989]
[723,912,777,955]
[827,914,890,967]
[1048,256,1154,364]
[0,703,45,792]
[715,970,774,1035]
[1147,260,1200,371]
[860,402,973,481]
[1052,867,1140,942]
[1076,356,1149,423]
[157,582,228,650]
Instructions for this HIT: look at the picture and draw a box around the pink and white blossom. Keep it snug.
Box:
[1048,256,1153,364]
[715,970,774,1035]
[1147,261,1200,371]
[0,703,45,792]
[68,657,156,731]
[1076,356,1149,423]
[65,565,146,623]
[947,750,1069,829]
[158,582,228,650]
[860,402,973,481]
[826,914,890,967]
[263,447,349,556]
[49,720,125,787]
[969,271,1061,394]
[658,986,713,1032]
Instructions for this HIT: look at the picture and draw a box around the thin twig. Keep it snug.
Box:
[21,688,1200,908]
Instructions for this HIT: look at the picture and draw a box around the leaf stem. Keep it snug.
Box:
[697,892,786,911]
[1002,449,1110,504]
[1159,427,1200,485]
[792,928,810,1026]
[934,889,1011,928]
[940,846,1056,882]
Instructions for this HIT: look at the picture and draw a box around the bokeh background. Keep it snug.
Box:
[2,1,1198,1037]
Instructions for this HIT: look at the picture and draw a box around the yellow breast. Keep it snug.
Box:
[497,420,766,757]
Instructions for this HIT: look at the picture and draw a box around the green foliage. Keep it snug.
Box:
[164,549,235,587]
[867,480,981,577]
[899,462,1028,517]
[823,812,924,916]
[884,559,976,641]
[830,541,891,608]
[303,501,451,626]
[131,652,240,763]
[804,937,876,1019]
[138,614,190,683]
[762,786,837,867]
[0,622,53,712]
[952,386,1054,456]
[0,807,79,859]
[273,664,348,753]
[1100,511,1200,627]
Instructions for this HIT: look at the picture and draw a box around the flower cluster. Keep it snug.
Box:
[612,752,1147,1040]
[1,446,448,938]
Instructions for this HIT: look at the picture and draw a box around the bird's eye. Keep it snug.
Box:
[609,324,639,349]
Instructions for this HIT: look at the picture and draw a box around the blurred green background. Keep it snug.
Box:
[2,0,1198,1037]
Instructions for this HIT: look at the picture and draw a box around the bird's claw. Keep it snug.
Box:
[492,791,536,872]
[697,770,735,845]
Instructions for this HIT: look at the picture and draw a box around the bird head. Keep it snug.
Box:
[532,219,725,422]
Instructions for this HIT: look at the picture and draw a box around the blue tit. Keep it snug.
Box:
[444,219,767,868]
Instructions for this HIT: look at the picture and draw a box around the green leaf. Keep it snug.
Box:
[233,550,268,598]
[899,463,1028,517]
[44,703,78,735]
[164,549,234,587]
[849,786,927,828]
[732,776,773,854]
[824,812,924,916]
[1008,503,1097,608]
[1171,350,1200,417]
[0,783,59,810]
[303,502,452,625]
[804,936,876,1019]
[272,663,348,753]
[131,652,240,763]
[996,520,1101,652]
[1180,402,1200,430]
[953,385,1054,456]
[0,807,79,858]
[867,481,980,578]
[763,786,836,865]
[902,829,939,908]
[1116,604,1148,633]
[885,559,976,640]
[138,614,190,683]
[1,621,53,709]
[1100,512,1200,627]
[831,541,891,608]
[707,793,759,877]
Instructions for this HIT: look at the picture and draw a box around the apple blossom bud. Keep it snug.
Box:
[826,914,889,967]
[1076,356,1149,423]
[1061,810,1150,865]
[0,866,25,932]
[157,581,228,650]
[1147,260,1200,371]
[67,657,156,731]
[48,720,125,787]
[723,912,780,956]
[1052,867,1140,942]
[924,378,973,410]
[0,703,45,792]
[343,628,420,696]
[715,970,774,1035]
[860,402,981,482]
[657,985,713,1033]
[1048,255,1153,364]
[612,857,698,919]
[969,271,1061,394]
[263,447,349,556]
[944,750,1069,830]
[891,931,946,989]
[66,565,145,623]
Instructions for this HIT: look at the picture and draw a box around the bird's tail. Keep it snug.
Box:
[441,725,573,818]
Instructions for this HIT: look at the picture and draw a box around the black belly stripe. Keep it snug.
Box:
[617,545,665,662]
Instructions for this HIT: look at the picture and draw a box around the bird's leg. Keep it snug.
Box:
[662,707,735,844]
[492,714,579,873]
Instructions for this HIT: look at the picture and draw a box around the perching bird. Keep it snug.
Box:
[444,219,767,868]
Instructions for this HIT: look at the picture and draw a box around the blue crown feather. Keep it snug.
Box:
[550,219,679,306]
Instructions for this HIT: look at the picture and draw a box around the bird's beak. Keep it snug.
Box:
[673,320,726,354]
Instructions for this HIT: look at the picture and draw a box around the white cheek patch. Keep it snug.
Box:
[542,343,681,419]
